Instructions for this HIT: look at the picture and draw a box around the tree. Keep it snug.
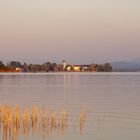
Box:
[22,63,29,72]
[51,63,58,71]
[0,61,4,66]
[57,64,63,71]
[104,63,112,72]
[89,64,96,72]
[9,61,22,68]
[43,62,52,72]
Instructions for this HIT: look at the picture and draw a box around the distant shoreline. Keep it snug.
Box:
[0,71,140,74]
[0,61,112,73]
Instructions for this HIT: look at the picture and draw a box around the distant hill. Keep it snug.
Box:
[111,59,140,72]
[129,58,140,65]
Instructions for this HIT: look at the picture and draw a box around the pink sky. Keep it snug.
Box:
[0,0,140,64]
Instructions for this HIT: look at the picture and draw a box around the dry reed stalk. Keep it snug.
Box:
[3,105,12,127]
[13,105,20,127]
[50,112,57,129]
[61,111,68,132]
[31,106,38,135]
[22,108,30,138]
[41,110,47,129]
[80,110,85,134]
[0,105,85,138]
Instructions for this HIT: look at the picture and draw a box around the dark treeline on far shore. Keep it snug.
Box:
[0,60,112,72]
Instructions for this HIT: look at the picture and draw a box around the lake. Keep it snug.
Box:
[0,72,140,140]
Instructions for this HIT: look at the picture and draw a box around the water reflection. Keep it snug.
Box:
[0,105,86,140]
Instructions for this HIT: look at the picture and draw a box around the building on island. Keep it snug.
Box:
[62,60,66,70]
[65,65,89,72]
[15,67,22,72]
[73,65,81,72]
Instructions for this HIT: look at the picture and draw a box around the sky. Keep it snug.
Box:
[0,0,140,64]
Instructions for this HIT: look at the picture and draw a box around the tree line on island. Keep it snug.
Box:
[0,60,112,72]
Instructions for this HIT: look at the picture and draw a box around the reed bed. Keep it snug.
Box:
[0,105,86,140]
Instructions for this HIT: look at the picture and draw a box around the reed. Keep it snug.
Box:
[61,110,68,132]
[22,108,30,138]
[41,110,47,129]
[31,106,38,132]
[50,112,57,129]
[13,105,20,127]
[0,105,86,139]
[80,110,85,134]
[3,105,12,128]
[0,106,1,117]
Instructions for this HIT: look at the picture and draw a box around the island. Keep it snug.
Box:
[0,60,112,73]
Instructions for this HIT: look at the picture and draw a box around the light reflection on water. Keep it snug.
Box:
[0,72,140,140]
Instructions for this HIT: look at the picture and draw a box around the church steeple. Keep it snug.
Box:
[62,60,66,70]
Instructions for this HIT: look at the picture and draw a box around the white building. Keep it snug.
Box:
[62,60,66,70]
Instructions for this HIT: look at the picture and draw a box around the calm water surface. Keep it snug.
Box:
[0,72,140,140]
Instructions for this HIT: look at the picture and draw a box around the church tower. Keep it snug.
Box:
[62,60,66,70]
